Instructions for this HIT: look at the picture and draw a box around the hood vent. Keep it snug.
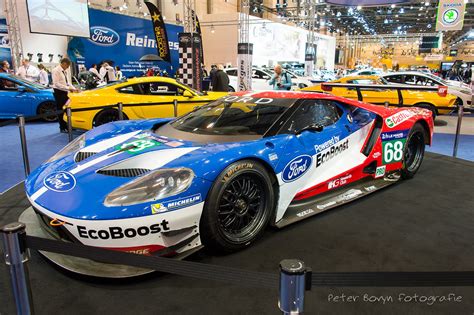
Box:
[75,151,96,163]
[97,168,151,177]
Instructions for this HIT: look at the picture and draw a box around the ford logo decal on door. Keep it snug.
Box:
[89,26,120,46]
[44,171,76,192]
[282,155,312,183]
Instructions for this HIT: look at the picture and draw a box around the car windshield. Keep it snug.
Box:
[91,79,127,90]
[11,75,48,89]
[424,73,447,85]
[169,96,294,135]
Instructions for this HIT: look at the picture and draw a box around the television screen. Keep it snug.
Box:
[26,0,90,38]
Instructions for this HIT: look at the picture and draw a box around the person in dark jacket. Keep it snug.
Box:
[209,65,217,86]
[211,64,229,92]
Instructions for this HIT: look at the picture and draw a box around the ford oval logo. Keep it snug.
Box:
[44,171,76,192]
[89,26,120,46]
[282,155,312,183]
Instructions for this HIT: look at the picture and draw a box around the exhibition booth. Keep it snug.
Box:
[1,1,474,314]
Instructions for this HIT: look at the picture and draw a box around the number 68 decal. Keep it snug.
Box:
[383,139,406,164]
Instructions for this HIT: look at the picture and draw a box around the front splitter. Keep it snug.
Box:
[19,207,202,278]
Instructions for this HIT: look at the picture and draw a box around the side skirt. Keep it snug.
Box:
[274,173,400,228]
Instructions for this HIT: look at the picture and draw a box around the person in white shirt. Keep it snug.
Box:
[52,57,78,132]
[99,63,107,81]
[89,64,100,80]
[115,66,123,80]
[37,64,49,86]
[16,59,40,82]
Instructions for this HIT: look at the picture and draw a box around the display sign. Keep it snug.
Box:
[193,10,204,64]
[326,0,409,5]
[192,34,203,91]
[304,42,316,77]
[436,0,466,31]
[237,43,253,91]
[424,54,444,61]
[67,9,181,77]
[144,2,171,62]
[26,0,91,37]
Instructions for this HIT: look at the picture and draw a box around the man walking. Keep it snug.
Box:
[211,64,229,92]
[52,57,77,132]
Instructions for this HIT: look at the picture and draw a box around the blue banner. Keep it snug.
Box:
[0,16,12,64]
[67,8,182,77]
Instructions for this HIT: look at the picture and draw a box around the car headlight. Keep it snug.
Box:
[104,168,194,207]
[46,134,86,163]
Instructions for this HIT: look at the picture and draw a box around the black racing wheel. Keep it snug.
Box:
[93,109,128,127]
[401,123,426,179]
[37,101,58,122]
[200,160,275,253]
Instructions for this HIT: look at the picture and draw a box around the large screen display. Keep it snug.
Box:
[26,0,90,37]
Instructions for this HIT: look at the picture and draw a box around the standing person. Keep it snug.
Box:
[0,60,12,74]
[89,64,100,80]
[99,63,107,81]
[38,64,49,86]
[269,64,292,90]
[52,57,78,133]
[209,64,217,86]
[211,64,229,92]
[16,59,39,82]
[115,66,123,80]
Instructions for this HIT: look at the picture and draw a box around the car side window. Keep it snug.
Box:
[118,85,140,94]
[385,75,403,83]
[280,100,342,134]
[141,83,180,96]
[226,70,237,76]
[0,79,18,91]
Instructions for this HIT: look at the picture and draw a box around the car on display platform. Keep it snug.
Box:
[301,75,458,118]
[23,90,433,277]
[66,76,228,130]
[0,73,57,121]
[224,67,313,92]
[381,72,473,108]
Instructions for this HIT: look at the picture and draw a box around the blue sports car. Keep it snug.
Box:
[0,73,56,120]
[23,91,433,277]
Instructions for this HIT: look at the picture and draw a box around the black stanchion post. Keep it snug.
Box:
[0,223,35,315]
[18,115,30,177]
[173,99,178,117]
[118,102,124,121]
[66,106,73,143]
[453,104,464,157]
[279,259,311,315]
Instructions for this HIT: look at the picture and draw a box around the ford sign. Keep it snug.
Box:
[89,26,120,46]
[44,171,76,192]
[282,155,312,183]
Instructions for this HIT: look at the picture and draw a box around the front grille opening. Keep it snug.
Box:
[97,168,151,177]
[75,151,96,162]
[33,208,75,242]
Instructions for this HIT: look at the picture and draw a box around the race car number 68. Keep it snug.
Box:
[383,140,404,164]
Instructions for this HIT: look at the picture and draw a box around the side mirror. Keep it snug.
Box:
[296,124,324,135]
[183,90,194,98]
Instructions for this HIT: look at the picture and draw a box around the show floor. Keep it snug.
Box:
[0,115,473,193]
[1,153,474,314]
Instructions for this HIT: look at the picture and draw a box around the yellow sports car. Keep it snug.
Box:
[301,75,458,117]
[67,77,228,130]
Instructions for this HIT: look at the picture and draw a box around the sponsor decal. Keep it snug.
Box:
[316,201,336,210]
[338,189,363,202]
[372,152,381,159]
[380,129,409,141]
[44,171,76,192]
[328,174,352,190]
[89,26,120,46]
[222,96,274,104]
[223,162,254,182]
[365,185,377,192]
[315,135,340,153]
[385,111,415,128]
[282,155,312,182]
[117,139,161,154]
[77,220,170,240]
[315,138,349,168]
[166,141,184,148]
[375,166,386,178]
[297,209,315,218]
[382,139,405,164]
[269,153,278,161]
[152,194,202,213]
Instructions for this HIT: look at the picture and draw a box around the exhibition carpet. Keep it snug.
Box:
[1,153,473,315]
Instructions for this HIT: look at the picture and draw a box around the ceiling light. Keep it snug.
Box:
[425,1,430,6]
[391,4,396,8]
[357,5,362,10]
[399,8,404,14]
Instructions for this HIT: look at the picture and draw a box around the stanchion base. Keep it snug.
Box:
[19,207,202,278]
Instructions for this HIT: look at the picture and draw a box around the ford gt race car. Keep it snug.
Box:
[23,91,433,277]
